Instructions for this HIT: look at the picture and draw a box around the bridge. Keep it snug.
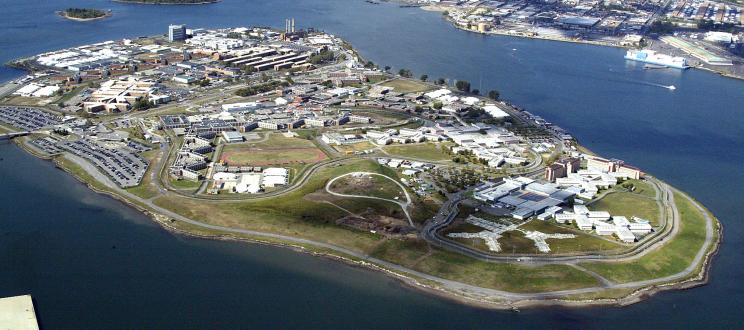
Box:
[0,131,31,140]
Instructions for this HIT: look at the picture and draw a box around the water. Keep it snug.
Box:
[1,0,743,327]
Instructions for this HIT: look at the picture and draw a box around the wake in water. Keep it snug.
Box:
[606,68,676,90]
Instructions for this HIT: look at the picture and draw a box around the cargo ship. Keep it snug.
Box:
[625,50,689,69]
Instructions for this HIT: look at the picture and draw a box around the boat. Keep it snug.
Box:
[625,49,689,69]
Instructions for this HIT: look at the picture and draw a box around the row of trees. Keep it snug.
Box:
[235,80,289,97]
[309,49,335,64]
[375,63,503,101]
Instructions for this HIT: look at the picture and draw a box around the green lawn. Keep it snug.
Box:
[413,249,599,293]
[383,143,452,161]
[170,178,201,190]
[580,192,713,283]
[590,190,661,225]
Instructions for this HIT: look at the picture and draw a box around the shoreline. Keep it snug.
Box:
[416,4,744,82]
[112,0,220,5]
[57,10,112,22]
[9,134,722,310]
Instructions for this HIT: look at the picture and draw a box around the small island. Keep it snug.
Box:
[58,8,112,21]
[114,0,219,4]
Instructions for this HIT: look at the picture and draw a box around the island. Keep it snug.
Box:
[58,8,112,21]
[114,0,219,4]
[0,22,721,309]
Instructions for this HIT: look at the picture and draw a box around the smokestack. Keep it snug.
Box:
[285,19,289,33]
[292,18,295,33]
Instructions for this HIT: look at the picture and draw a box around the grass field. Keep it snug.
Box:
[369,239,599,292]
[382,142,452,161]
[220,134,327,167]
[153,159,395,252]
[124,149,160,199]
[580,192,713,283]
[380,78,433,93]
[170,178,201,190]
[590,189,661,225]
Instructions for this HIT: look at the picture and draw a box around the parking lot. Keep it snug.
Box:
[57,138,149,188]
[0,106,61,131]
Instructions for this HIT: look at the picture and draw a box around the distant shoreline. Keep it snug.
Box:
[112,0,220,5]
[57,10,112,22]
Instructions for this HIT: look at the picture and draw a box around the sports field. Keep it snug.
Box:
[380,78,433,93]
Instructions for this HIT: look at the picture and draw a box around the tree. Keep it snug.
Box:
[455,80,471,93]
[436,78,446,85]
[472,89,480,95]
[432,101,443,110]
[420,74,428,82]
[309,49,335,64]
[398,68,413,78]
[364,61,376,69]
[384,65,391,72]
[226,32,243,39]
[132,98,154,111]
[487,90,500,101]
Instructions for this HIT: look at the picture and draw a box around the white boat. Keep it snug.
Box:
[625,50,688,69]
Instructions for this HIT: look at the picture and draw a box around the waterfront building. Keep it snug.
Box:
[169,24,187,42]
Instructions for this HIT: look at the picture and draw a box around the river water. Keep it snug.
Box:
[0,0,743,328]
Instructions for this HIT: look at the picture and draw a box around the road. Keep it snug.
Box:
[58,139,717,305]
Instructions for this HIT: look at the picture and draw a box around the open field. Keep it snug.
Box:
[220,134,327,167]
[415,249,599,293]
[380,78,434,93]
[370,239,599,292]
[170,177,201,190]
[590,189,660,226]
[328,173,407,200]
[153,159,395,251]
[382,142,452,161]
[580,192,712,283]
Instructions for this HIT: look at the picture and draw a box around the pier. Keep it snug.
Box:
[0,295,39,330]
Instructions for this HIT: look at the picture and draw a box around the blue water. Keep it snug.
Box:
[1,0,743,327]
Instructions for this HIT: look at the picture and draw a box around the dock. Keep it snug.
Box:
[0,295,39,330]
